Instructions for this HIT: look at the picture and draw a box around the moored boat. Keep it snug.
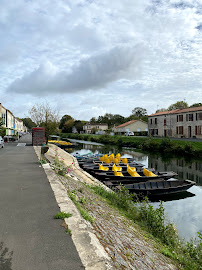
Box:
[115,179,195,196]
[93,169,178,182]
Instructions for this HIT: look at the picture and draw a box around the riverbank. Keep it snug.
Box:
[43,144,177,269]
[60,133,202,158]
[41,144,201,269]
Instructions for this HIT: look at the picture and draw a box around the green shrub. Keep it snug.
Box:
[184,143,194,155]
[139,200,178,246]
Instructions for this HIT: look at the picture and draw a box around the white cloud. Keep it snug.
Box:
[1,0,202,119]
[7,44,146,95]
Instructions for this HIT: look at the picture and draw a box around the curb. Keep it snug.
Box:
[34,146,114,270]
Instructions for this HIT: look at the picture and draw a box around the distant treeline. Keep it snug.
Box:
[61,133,202,158]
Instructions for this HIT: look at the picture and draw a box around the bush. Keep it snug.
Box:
[184,143,194,155]
[159,139,173,152]
[142,140,159,151]
[139,200,178,246]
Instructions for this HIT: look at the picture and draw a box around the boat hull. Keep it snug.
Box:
[116,180,195,196]
[93,171,177,182]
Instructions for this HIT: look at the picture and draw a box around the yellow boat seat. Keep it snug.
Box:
[109,155,114,162]
[112,164,122,172]
[116,153,121,159]
[113,158,119,164]
[99,164,109,171]
[143,168,157,177]
[122,158,128,164]
[99,155,105,162]
[110,153,115,159]
[114,170,124,177]
[127,166,140,177]
[104,158,111,164]
[127,164,136,172]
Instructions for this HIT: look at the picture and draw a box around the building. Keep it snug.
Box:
[112,120,148,135]
[148,106,202,139]
[83,123,108,134]
[0,103,27,136]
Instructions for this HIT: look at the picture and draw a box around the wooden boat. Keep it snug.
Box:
[82,162,145,172]
[93,169,178,182]
[48,140,76,148]
[114,179,195,196]
[77,155,143,167]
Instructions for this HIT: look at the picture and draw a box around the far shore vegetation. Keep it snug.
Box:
[60,133,202,158]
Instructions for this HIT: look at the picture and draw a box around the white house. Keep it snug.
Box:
[83,123,108,134]
[0,103,27,136]
[112,120,148,135]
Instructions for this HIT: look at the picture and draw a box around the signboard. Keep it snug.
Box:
[32,127,45,146]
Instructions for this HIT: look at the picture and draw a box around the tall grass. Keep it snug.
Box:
[90,185,202,269]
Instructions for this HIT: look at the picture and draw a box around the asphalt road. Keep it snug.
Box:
[0,135,84,270]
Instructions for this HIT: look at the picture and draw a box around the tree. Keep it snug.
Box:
[62,119,75,133]
[155,108,167,113]
[74,120,85,133]
[29,102,59,142]
[189,103,202,108]
[59,115,73,130]
[21,118,36,130]
[168,101,188,111]
[132,107,147,118]
[89,117,97,124]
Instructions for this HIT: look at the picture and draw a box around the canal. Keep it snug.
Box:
[66,139,202,242]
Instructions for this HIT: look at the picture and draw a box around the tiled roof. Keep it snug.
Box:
[114,120,138,128]
[149,106,202,117]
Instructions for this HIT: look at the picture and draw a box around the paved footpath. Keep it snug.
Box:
[0,134,84,270]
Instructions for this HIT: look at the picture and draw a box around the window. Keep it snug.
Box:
[186,114,193,121]
[179,126,183,135]
[1,113,6,125]
[155,118,157,124]
[177,126,183,135]
[196,112,202,120]
[177,115,183,122]
[150,119,152,124]
[195,126,202,135]
[164,119,166,126]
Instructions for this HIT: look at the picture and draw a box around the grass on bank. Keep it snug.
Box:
[60,133,202,158]
[88,184,202,270]
[68,190,95,223]
[54,212,72,219]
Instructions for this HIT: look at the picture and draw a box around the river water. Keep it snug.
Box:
[66,139,202,242]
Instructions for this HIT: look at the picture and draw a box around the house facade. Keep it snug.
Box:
[148,106,202,139]
[112,120,148,135]
[0,103,27,136]
[83,123,108,134]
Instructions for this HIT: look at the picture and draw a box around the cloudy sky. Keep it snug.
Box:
[1,0,202,121]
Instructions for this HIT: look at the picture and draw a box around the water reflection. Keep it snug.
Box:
[148,154,202,185]
[148,191,195,202]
